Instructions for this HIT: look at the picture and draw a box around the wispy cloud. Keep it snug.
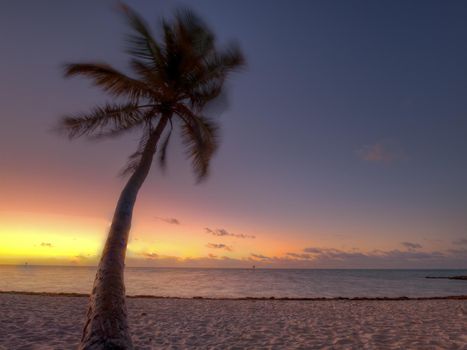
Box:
[303,247,322,254]
[246,245,462,268]
[357,141,407,164]
[453,238,467,246]
[126,245,466,269]
[401,242,422,251]
[250,253,271,261]
[155,217,180,225]
[205,227,255,239]
[271,246,448,268]
[70,253,94,264]
[286,252,314,259]
[40,242,53,248]
[206,243,232,251]
[143,252,159,259]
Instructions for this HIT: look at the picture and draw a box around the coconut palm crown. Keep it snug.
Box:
[60,5,244,349]
[61,5,244,180]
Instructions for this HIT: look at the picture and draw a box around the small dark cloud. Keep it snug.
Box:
[453,238,467,246]
[286,252,313,259]
[357,141,407,164]
[250,253,271,261]
[40,242,53,248]
[401,242,422,250]
[206,243,232,251]
[447,248,467,255]
[71,253,93,263]
[303,247,323,254]
[208,253,218,259]
[205,227,255,239]
[155,217,180,225]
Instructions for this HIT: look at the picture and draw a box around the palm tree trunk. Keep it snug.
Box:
[79,116,169,350]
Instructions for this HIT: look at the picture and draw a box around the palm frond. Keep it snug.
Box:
[188,80,223,109]
[162,19,183,83]
[59,103,150,139]
[64,63,154,101]
[208,43,245,74]
[119,3,165,69]
[181,44,244,107]
[176,105,219,181]
[195,44,245,86]
[174,8,215,58]
[129,59,170,97]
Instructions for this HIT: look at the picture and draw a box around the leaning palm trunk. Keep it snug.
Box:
[79,117,168,350]
[60,6,244,349]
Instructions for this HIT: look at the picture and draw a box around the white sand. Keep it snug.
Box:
[0,294,466,349]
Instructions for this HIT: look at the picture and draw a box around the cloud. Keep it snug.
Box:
[70,253,95,264]
[74,254,90,259]
[447,247,467,255]
[40,242,53,248]
[143,252,159,259]
[206,243,232,251]
[205,227,255,239]
[155,217,180,225]
[127,253,250,268]
[357,141,407,164]
[250,253,271,261]
[303,247,323,254]
[123,244,467,268]
[276,246,449,268]
[286,252,313,259]
[244,246,460,268]
[453,238,467,246]
[401,242,422,250]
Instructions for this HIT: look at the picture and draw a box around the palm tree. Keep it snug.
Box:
[59,5,244,349]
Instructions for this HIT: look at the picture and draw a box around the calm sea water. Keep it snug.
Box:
[0,265,466,298]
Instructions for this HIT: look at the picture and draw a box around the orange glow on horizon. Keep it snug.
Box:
[0,210,293,266]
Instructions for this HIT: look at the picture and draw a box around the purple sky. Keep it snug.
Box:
[1,0,467,267]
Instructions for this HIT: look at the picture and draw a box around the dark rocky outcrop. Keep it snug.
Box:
[425,276,467,281]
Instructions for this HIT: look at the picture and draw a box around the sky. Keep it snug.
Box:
[1,0,467,268]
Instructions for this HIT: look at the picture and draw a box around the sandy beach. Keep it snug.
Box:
[0,293,465,349]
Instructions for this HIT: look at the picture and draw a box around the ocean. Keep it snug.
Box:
[0,265,466,298]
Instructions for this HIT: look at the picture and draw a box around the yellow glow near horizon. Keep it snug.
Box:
[0,210,344,267]
[0,210,270,265]
[0,211,106,264]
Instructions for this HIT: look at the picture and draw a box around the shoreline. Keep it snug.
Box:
[1,290,466,301]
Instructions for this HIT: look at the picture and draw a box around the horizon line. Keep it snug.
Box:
[1,264,466,270]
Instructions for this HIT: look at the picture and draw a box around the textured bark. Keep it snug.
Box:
[79,117,169,350]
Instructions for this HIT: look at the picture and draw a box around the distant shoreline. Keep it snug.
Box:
[1,290,466,301]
